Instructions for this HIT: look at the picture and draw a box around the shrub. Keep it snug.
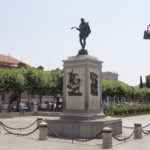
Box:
[104,103,150,116]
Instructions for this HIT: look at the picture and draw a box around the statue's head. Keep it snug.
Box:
[81,18,85,23]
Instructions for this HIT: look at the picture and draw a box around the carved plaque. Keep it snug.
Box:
[90,72,98,96]
[67,69,82,96]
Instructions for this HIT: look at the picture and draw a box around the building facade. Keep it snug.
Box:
[101,71,118,80]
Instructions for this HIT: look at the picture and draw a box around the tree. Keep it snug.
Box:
[37,66,44,70]
[23,68,46,107]
[102,80,133,102]
[17,62,29,68]
[44,68,63,96]
[146,76,150,88]
[139,76,143,88]
[0,68,25,111]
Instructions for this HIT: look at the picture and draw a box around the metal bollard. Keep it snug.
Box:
[134,123,142,139]
[37,117,43,127]
[39,121,48,140]
[102,127,112,149]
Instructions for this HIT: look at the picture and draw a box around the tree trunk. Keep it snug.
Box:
[16,92,21,112]
[39,94,43,105]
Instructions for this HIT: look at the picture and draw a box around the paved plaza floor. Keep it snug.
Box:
[0,114,150,150]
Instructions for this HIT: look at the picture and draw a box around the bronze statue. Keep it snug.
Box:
[71,18,91,55]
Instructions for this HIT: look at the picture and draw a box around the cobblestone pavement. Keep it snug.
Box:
[0,114,150,150]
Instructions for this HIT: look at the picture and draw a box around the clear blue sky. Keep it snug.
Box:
[0,0,150,86]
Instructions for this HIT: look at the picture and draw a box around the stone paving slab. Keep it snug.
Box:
[0,115,150,150]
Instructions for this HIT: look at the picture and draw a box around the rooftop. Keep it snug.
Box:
[0,54,30,67]
[0,54,20,65]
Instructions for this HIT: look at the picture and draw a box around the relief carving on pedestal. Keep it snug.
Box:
[67,69,82,96]
[90,72,98,96]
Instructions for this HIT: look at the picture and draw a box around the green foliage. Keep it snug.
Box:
[133,87,150,100]
[0,68,25,92]
[0,68,63,96]
[146,77,150,88]
[102,80,150,101]
[105,103,150,116]
[41,68,63,95]
[1,68,150,105]
[23,68,45,94]
[139,76,143,88]
[102,80,133,98]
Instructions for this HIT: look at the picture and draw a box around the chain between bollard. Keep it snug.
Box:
[1,125,39,136]
[142,129,150,135]
[142,123,150,129]
[113,131,134,142]
[123,122,150,130]
[0,119,38,130]
[2,119,150,142]
[48,127,63,138]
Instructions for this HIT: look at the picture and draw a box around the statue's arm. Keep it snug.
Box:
[71,27,80,31]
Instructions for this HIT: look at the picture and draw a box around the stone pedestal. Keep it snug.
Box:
[47,117,122,138]
[47,54,122,138]
[62,55,103,119]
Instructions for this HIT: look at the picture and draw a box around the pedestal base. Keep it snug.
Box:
[46,117,122,138]
[61,112,105,120]
[77,49,88,55]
